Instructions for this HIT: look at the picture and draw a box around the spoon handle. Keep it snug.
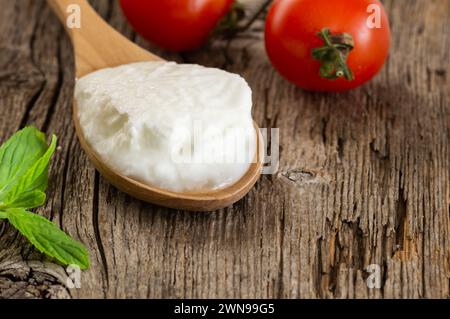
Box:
[47,0,161,78]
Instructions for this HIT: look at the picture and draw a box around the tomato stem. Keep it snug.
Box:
[215,0,272,38]
[312,28,355,81]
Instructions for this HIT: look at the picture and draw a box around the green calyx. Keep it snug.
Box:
[312,28,355,81]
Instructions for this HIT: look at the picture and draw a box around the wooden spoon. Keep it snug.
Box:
[47,0,263,211]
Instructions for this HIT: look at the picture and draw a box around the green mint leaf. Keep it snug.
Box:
[0,127,48,191]
[0,128,90,270]
[4,208,90,269]
[3,190,46,209]
[0,134,57,205]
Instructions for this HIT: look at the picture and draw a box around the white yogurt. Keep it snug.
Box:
[75,61,256,192]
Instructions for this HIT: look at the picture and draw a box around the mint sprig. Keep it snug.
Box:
[0,127,89,269]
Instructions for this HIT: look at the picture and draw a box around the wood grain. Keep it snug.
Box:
[0,0,449,299]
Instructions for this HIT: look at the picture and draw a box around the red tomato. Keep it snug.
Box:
[265,0,391,91]
[120,0,234,52]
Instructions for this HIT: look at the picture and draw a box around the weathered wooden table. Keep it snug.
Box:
[0,0,448,299]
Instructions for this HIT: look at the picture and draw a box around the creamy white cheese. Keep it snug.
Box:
[75,61,256,192]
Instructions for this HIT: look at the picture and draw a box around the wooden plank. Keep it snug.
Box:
[0,0,448,298]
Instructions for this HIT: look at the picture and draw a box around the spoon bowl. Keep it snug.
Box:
[48,0,263,211]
